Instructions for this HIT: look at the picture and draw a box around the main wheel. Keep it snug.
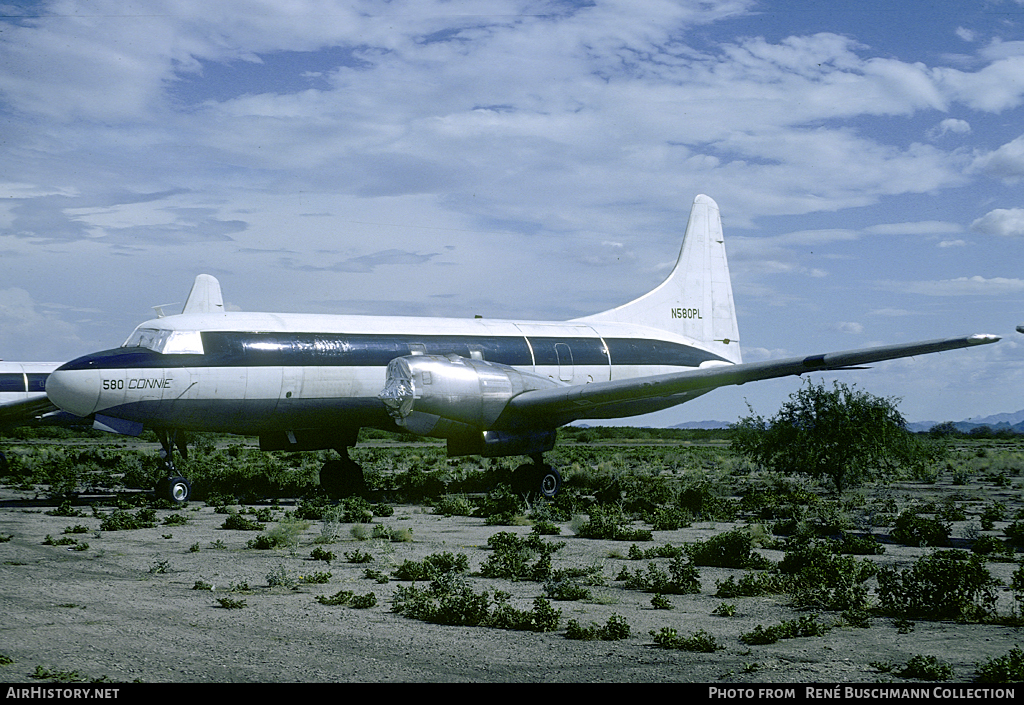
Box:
[512,463,562,499]
[537,465,562,499]
[157,476,191,503]
[319,458,367,499]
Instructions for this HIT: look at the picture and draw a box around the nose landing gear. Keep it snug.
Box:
[155,429,192,503]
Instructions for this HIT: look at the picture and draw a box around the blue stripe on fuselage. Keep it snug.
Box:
[56,332,728,371]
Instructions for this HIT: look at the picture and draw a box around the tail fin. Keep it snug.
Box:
[181,274,225,315]
[575,194,741,364]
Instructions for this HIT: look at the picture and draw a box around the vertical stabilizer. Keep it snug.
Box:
[181,274,225,315]
[575,194,741,364]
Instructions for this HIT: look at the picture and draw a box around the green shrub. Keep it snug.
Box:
[99,508,157,531]
[619,555,700,595]
[677,481,738,521]
[973,647,1024,683]
[393,552,469,581]
[877,550,998,621]
[220,512,263,531]
[565,614,631,641]
[650,627,722,652]
[479,532,562,582]
[779,540,877,611]
[687,528,773,569]
[891,510,950,547]
[574,504,652,541]
[739,615,833,645]
[715,571,790,598]
[898,654,954,681]
[391,574,560,632]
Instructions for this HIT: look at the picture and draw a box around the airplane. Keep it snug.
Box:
[0,361,64,474]
[44,194,1000,503]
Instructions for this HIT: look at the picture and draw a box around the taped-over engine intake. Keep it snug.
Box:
[378,354,562,454]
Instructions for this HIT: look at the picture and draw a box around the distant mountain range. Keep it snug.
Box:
[671,410,1024,434]
[905,409,1024,434]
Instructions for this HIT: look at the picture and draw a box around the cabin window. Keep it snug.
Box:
[122,327,204,354]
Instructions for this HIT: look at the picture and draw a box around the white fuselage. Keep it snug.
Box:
[45,310,730,440]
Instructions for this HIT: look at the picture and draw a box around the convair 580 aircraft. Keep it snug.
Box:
[45,195,999,502]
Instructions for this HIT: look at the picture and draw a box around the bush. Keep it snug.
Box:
[391,574,560,632]
[891,510,950,547]
[574,504,652,541]
[565,614,631,641]
[877,550,999,621]
[739,615,833,645]
[479,532,563,582]
[393,552,469,581]
[687,528,773,569]
[779,540,877,611]
[99,508,157,531]
[650,628,722,652]
[620,555,701,595]
[973,647,1024,683]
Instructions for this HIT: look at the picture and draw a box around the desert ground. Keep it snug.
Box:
[1,434,1023,685]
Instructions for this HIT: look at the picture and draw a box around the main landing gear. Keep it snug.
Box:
[155,429,192,504]
[319,448,367,499]
[512,453,562,500]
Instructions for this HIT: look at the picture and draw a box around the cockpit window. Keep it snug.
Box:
[123,327,204,355]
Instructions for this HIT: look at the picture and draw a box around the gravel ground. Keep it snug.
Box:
[1,485,1023,684]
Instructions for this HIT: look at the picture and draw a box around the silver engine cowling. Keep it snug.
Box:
[378,354,562,455]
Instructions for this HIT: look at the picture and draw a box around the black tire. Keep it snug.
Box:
[157,476,191,503]
[513,463,562,499]
[319,459,367,499]
[537,465,562,499]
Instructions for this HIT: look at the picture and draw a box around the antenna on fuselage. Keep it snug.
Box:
[152,303,180,318]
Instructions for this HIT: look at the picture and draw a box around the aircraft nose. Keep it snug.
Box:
[45,366,102,417]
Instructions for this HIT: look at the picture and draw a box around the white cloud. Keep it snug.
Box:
[895,276,1024,296]
[865,221,963,236]
[0,287,83,359]
[927,118,971,140]
[834,321,864,334]
[970,208,1024,237]
[974,134,1024,183]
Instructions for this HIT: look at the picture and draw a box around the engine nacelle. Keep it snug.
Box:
[378,354,562,450]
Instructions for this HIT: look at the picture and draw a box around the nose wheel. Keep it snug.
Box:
[155,429,192,503]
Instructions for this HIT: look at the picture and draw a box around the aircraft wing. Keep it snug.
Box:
[0,395,59,430]
[504,334,1000,426]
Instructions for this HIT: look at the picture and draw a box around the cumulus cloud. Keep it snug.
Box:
[927,118,971,140]
[970,208,1024,237]
[974,135,1024,182]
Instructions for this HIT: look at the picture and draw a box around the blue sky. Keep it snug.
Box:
[2,0,1024,426]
